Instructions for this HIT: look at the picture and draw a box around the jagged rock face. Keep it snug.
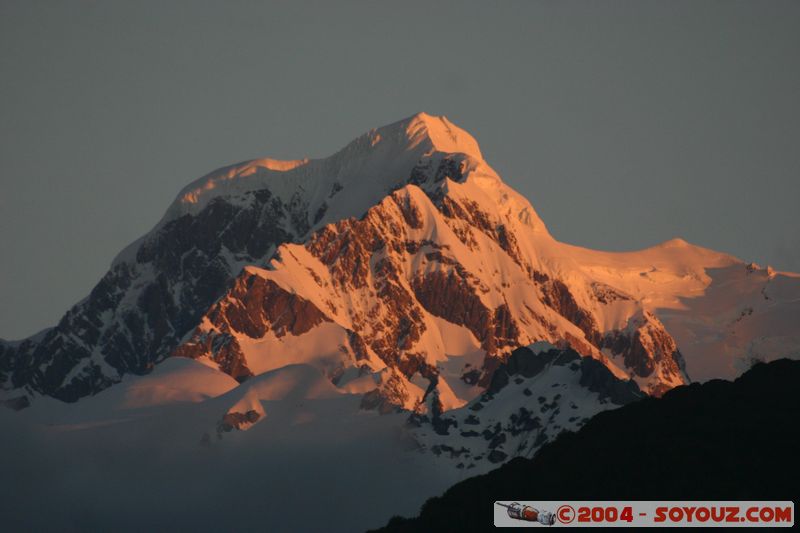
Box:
[602,312,688,396]
[361,369,414,414]
[173,273,332,379]
[172,183,550,402]
[539,276,602,346]
[409,345,642,468]
[2,188,299,401]
[218,409,262,433]
[410,270,513,355]
[169,178,683,406]
[486,346,641,404]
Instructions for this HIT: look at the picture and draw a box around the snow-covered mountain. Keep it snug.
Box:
[2,112,799,408]
[3,112,799,532]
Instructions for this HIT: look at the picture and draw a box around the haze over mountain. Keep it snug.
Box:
[1,114,798,532]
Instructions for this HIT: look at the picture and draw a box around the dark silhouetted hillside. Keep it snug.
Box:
[373,359,800,532]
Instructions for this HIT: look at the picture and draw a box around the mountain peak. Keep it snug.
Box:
[658,237,690,248]
[378,112,483,160]
[149,113,488,233]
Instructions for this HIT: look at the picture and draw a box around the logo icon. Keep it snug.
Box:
[496,502,556,526]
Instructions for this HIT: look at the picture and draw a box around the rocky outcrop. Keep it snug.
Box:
[3,187,298,401]
[214,275,330,339]
[435,196,524,266]
[539,278,602,346]
[172,332,251,380]
[217,409,262,433]
[360,369,414,414]
[578,356,644,405]
[2,395,30,411]
[174,273,331,379]
[411,270,490,346]
[409,344,643,469]
[602,311,688,396]
[485,345,576,394]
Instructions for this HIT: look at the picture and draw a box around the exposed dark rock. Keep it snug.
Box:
[409,154,466,187]
[328,181,343,198]
[2,395,30,411]
[540,279,602,346]
[173,332,252,381]
[601,311,687,395]
[313,202,328,225]
[486,346,580,395]
[360,371,409,414]
[578,356,643,405]
[508,407,540,435]
[463,414,480,425]
[223,275,331,339]
[487,449,508,464]
[461,368,481,385]
[217,409,262,433]
[4,187,293,401]
[412,269,520,358]
[590,282,632,304]
[488,433,506,449]
[346,330,371,361]
[412,270,491,346]
[481,422,502,442]
[173,272,331,378]
[430,444,470,459]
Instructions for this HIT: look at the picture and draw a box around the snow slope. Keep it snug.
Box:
[0,362,476,533]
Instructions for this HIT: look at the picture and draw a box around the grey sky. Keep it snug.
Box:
[1,0,798,339]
